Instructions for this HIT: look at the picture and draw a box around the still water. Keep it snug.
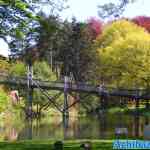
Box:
[0,112,150,141]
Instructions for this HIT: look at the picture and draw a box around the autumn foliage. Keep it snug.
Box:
[87,17,103,38]
[95,20,150,88]
[132,16,150,33]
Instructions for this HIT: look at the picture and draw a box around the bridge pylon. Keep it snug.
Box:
[63,76,69,117]
[98,84,108,111]
[27,62,33,117]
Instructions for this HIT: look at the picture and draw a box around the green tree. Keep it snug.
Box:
[8,60,59,113]
[0,89,9,113]
[9,61,26,77]
[38,17,100,82]
[33,61,59,114]
[0,58,10,74]
[95,20,150,88]
[0,0,67,53]
[33,61,56,81]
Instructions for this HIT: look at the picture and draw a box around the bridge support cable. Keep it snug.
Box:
[41,92,62,111]
[32,80,63,113]
[69,93,92,111]
[64,93,90,111]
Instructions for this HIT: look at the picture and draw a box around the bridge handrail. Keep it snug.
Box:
[0,74,95,87]
[1,73,150,97]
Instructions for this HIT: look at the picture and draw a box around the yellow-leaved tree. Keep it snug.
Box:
[95,20,150,88]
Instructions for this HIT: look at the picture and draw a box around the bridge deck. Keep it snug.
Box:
[0,74,150,99]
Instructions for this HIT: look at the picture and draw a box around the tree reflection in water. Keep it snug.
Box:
[1,112,150,140]
[98,112,107,139]
[5,127,18,141]
[134,113,140,137]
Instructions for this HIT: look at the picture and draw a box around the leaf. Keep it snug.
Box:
[15,29,25,39]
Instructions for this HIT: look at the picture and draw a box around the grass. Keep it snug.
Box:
[0,140,113,150]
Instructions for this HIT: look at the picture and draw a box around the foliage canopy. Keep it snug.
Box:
[95,20,150,88]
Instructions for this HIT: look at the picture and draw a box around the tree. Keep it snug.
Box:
[33,61,56,81]
[32,61,58,114]
[0,58,10,74]
[0,0,37,52]
[87,17,103,39]
[0,89,9,113]
[9,61,26,77]
[95,20,150,88]
[0,0,67,53]
[8,60,59,113]
[37,17,100,82]
[98,0,137,20]
[132,16,150,33]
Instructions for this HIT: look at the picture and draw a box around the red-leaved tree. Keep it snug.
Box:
[87,17,103,38]
[132,16,150,33]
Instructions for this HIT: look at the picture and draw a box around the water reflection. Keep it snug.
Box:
[134,114,140,137]
[0,113,150,141]
[143,116,150,139]
[0,124,19,141]
[98,113,107,138]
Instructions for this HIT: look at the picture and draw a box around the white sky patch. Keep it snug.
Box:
[61,0,150,21]
[60,0,99,21]
[0,39,10,57]
[123,0,150,18]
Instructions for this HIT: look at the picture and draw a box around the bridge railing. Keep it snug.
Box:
[1,73,150,98]
[105,87,147,98]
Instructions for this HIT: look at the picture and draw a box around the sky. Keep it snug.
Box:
[0,0,150,57]
[60,0,150,21]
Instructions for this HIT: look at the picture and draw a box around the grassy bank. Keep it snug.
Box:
[0,140,113,150]
[108,106,150,116]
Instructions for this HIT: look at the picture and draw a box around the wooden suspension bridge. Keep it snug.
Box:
[1,74,150,99]
[5,48,150,118]
[0,71,150,117]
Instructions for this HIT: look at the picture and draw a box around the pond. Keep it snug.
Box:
[0,112,150,141]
